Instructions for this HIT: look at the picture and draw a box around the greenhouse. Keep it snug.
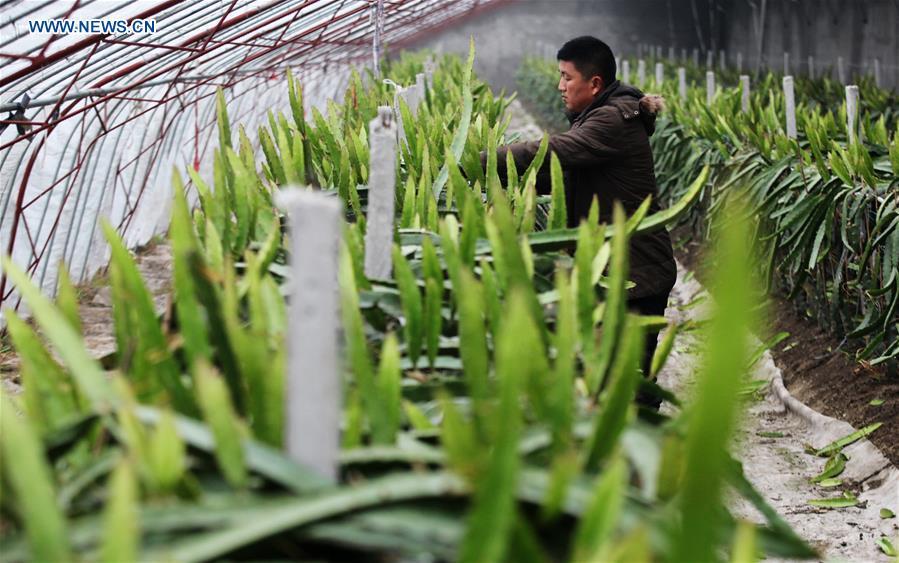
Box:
[0,0,897,560]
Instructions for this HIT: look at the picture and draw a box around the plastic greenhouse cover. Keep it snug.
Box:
[0,0,506,322]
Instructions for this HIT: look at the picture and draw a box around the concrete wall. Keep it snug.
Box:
[403,0,898,92]
[401,0,701,93]
[721,0,899,89]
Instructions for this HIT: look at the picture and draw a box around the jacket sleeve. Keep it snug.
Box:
[481,108,622,195]
[544,108,623,167]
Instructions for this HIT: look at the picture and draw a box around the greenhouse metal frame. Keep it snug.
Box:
[0,0,511,315]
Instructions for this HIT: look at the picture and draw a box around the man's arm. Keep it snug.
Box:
[483,108,622,194]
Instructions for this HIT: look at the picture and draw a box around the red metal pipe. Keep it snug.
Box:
[0,0,187,88]
[0,1,366,149]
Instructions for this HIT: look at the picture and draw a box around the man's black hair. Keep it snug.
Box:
[557,36,617,85]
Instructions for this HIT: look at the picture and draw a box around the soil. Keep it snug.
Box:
[672,225,899,468]
[0,241,172,390]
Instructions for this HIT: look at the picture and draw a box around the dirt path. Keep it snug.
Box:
[674,226,899,468]
[658,264,899,562]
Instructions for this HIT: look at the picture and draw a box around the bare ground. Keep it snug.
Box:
[0,242,172,391]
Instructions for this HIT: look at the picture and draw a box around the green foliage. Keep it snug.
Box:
[518,52,899,365]
[0,48,815,563]
[0,392,72,562]
[673,200,756,562]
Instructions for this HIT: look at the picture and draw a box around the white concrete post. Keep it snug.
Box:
[808,55,815,79]
[411,73,426,114]
[280,188,343,481]
[837,56,846,84]
[423,56,436,88]
[637,59,646,86]
[364,107,397,280]
[873,58,881,88]
[719,49,726,70]
[669,46,675,60]
[393,87,407,147]
[678,67,687,100]
[740,75,751,113]
[783,76,797,139]
[737,52,743,73]
[706,70,716,104]
[656,45,663,59]
[681,47,687,61]
[622,59,631,83]
[655,62,664,86]
[706,50,714,69]
[783,52,790,76]
[693,48,699,66]
[846,85,859,144]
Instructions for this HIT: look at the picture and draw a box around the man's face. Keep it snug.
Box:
[558,60,604,114]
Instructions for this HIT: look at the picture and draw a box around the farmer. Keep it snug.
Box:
[483,36,675,407]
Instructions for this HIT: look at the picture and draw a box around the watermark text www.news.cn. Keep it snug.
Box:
[25,19,157,35]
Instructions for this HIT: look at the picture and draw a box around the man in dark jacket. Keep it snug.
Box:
[485,36,676,401]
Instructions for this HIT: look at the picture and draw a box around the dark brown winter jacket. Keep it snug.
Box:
[486,81,676,299]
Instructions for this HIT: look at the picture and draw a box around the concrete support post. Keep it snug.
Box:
[740,75,751,113]
[412,73,426,114]
[280,189,343,481]
[846,85,859,144]
[364,106,397,280]
[423,57,436,88]
[783,76,797,139]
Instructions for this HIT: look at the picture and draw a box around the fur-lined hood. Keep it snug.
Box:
[639,94,666,115]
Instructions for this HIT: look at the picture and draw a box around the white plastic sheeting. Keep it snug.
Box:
[0,0,505,323]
